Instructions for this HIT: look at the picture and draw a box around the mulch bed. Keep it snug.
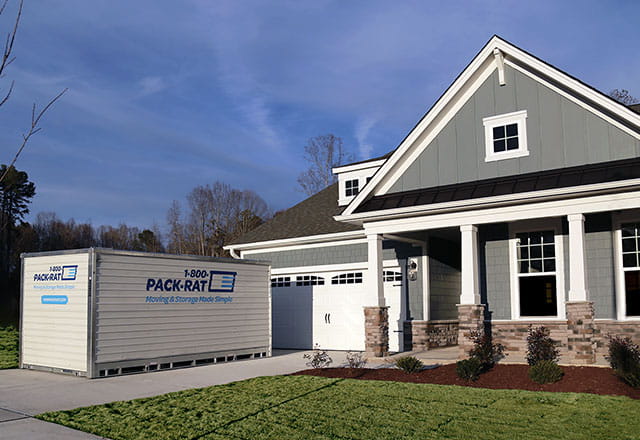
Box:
[293,364,640,399]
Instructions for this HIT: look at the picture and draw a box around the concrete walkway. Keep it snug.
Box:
[0,350,349,440]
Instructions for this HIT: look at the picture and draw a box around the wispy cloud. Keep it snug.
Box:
[354,116,378,160]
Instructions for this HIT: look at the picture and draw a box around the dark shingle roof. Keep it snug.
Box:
[630,103,640,114]
[229,183,361,245]
[355,157,640,213]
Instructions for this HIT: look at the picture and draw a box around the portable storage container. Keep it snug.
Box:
[20,248,271,378]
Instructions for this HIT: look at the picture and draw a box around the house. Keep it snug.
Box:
[225,36,640,364]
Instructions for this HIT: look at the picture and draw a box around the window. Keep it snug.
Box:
[483,110,528,162]
[383,270,402,282]
[271,277,291,288]
[516,231,557,316]
[345,179,359,197]
[296,275,324,286]
[621,223,640,316]
[331,272,363,285]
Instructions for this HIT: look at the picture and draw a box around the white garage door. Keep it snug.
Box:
[271,268,405,352]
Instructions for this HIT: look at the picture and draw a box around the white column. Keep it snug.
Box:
[460,225,480,305]
[366,234,385,307]
[568,213,589,302]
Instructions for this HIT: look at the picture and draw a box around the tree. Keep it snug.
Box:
[297,134,352,196]
[0,0,66,183]
[609,89,639,106]
[136,229,164,253]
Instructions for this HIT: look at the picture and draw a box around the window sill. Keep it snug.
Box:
[485,149,529,163]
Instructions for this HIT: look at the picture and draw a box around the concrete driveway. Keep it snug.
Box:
[0,350,349,439]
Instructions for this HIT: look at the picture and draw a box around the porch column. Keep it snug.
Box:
[364,234,388,357]
[566,213,595,364]
[457,224,484,359]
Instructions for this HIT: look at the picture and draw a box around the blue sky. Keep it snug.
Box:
[1,0,638,231]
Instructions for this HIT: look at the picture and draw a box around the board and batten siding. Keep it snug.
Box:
[428,237,460,321]
[389,66,640,194]
[585,214,616,319]
[93,253,270,365]
[21,252,90,372]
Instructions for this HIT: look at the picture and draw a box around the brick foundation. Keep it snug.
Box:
[594,320,640,361]
[403,320,458,350]
[364,306,389,357]
[457,304,485,359]
[491,321,569,361]
[565,301,596,364]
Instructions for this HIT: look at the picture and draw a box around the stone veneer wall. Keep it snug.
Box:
[457,304,485,359]
[364,306,389,357]
[594,321,640,359]
[490,321,570,362]
[403,320,458,350]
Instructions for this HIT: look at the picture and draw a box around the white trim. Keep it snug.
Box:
[367,234,385,307]
[360,190,640,236]
[336,178,640,224]
[340,36,640,217]
[612,210,640,320]
[332,159,386,174]
[270,259,401,275]
[494,48,505,86]
[483,110,529,162]
[508,219,566,320]
[421,243,429,321]
[224,230,364,252]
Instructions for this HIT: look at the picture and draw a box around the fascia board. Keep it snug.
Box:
[223,230,365,252]
[334,178,640,224]
[332,159,386,174]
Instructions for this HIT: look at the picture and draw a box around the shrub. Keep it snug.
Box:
[607,335,640,388]
[468,330,505,370]
[303,346,332,369]
[456,358,483,382]
[526,325,560,366]
[394,356,424,373]
[528,360,564,384]
[345,351,367,368]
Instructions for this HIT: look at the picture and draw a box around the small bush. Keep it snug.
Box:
[528,360,564,384]
[607,335,640,388]
[394,356,424,373]
[345,351,367,368]
[303,346,332,369]
[526,326,560,366]
[456,358,483,382]
[468,330,505,370]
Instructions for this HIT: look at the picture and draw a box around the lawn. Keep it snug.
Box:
[0,325,19,369]
[38,375,640,440]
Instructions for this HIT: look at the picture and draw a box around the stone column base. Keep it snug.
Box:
[364,306,389,357]
[457,304,485,360]
[566,301,595,364]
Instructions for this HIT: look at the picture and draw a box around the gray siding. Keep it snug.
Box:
[428,237,460,320]
[249,243,368,269]
[389,66,640,193]
[585,214,616,319]
[480,224,511,320]
[93,252,270,365]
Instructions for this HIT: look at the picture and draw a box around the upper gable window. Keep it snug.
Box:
[345,179,359,197]
[483,110,529,162]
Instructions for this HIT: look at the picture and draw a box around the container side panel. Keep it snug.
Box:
[22,253,89,372]
[94,253,270,364]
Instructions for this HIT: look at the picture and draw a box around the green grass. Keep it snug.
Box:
[37,375,640,440]
[0,325,18,369]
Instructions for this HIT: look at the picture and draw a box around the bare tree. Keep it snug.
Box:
[0,0,67,184]
[297,134,352,196]
[609,89,639,106]
[166,200,185,254]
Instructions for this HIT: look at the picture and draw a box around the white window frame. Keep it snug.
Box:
[612,211,640,321]
[345,179,359,197]
[483,110,529,162]
[508,219,565,320]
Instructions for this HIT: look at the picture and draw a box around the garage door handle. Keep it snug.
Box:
[324,313,328,324]
[328,313,331,324]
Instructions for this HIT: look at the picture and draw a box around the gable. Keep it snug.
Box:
[388,64,640,194]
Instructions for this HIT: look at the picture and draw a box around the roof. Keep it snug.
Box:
[355,157,640,213]
[339,151,392,168]
[228,183,361,245]
[630,103,640,114]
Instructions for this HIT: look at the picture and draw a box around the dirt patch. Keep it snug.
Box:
[292,364,640,399]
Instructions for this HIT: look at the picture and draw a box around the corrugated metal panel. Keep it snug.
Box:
[93,252,270,365]
[21,253,89,372]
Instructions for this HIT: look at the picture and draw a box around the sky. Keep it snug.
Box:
[0,0,638,232]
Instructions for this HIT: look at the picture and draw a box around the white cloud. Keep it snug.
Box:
[138,76,167,96]
[355,116,377,160]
